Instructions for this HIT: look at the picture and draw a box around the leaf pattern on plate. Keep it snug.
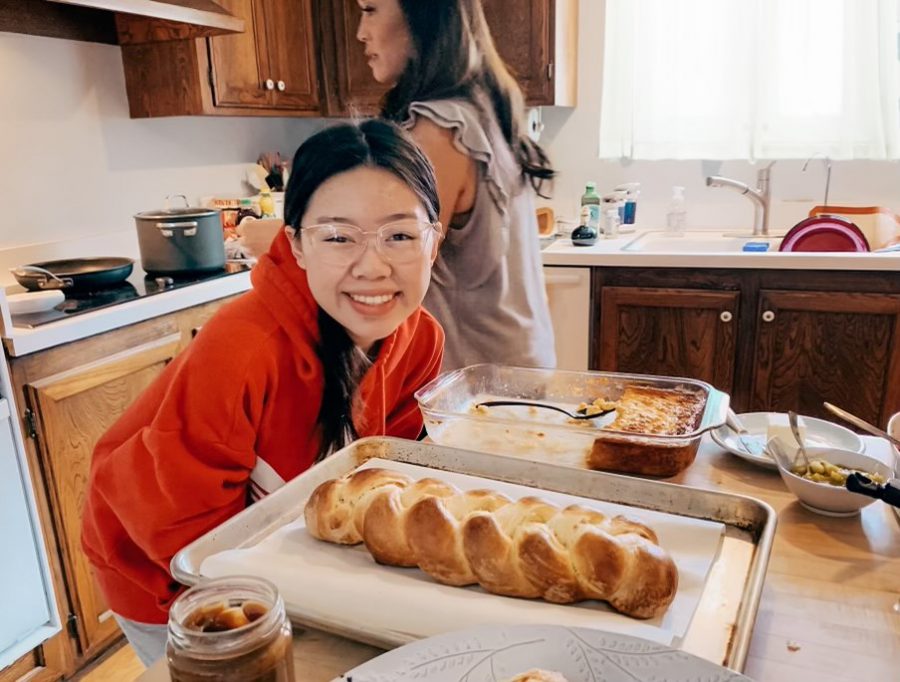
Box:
[339,625,753,682]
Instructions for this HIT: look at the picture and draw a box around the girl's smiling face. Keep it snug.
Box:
[288,166,438,353]
[356,0,413,85]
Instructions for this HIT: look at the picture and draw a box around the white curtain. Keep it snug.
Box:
[599,0,900,160]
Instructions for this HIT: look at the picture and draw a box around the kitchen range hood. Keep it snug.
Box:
[45,0,244,43]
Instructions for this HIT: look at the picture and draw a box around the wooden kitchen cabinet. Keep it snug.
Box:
[5,296,237,678]
[597,286,739,395]
[24,333,181,661]
[588,268,900,423]
[751,290,900,426]
[122,0,320,117]
[320,0,577,117]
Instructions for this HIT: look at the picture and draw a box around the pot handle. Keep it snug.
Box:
[165,194,190,210]
[156,221,198,237]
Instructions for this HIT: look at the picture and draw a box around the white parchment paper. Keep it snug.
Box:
[200,459,724,646]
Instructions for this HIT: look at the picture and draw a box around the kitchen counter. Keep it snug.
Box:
[541,230,900,270]
[139,436,900,682]
[0,269,252,357]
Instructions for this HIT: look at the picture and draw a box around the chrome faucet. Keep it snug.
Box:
[706,161,776,237]
[802,154,832,207]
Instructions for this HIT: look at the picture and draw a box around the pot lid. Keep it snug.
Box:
[135,207,220,220]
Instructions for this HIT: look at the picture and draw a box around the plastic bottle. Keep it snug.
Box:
[580,182,601,229]
[615,183,641,225]
[600,194,619,235]
[602,208,620,239]
[666,186,687,235]
[258,190,276,219]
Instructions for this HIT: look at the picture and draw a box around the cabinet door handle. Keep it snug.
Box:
[264,78,275,91]
[719,311,733,323]
[762,310,775,322]
[276,80,286,92]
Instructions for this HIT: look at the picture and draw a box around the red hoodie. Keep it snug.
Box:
[81,232,444,624]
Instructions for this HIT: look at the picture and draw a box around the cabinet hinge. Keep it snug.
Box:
[23,408,37,439]
[66,613,79,640]
[546,61,554,80]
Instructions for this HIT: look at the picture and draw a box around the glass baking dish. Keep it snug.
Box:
[415,364,731,477]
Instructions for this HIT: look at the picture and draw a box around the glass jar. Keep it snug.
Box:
[167,576,295,682]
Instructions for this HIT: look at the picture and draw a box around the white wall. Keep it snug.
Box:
[0,32,324,279]
[538,0,900,232]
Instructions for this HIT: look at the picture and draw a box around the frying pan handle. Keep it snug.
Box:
[10,265,73,290]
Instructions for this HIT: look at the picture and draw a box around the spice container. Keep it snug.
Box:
[167,576,295,681]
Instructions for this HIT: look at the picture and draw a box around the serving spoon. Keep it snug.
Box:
[823,402,900,449]
[474,400,616,421]
[788,410,812,469]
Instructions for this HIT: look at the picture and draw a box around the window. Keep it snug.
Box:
[599,0,900,160]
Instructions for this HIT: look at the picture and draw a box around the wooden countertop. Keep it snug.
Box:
[140,437,899,682]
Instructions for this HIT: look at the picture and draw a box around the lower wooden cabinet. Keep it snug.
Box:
[597,286,738,394]
[6,295,237,679]
[590,269,900,422]
[751,290,900,425]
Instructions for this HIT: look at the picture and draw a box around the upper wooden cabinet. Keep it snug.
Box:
[321,0,578,117]
[122,0,321,117]
[482,0,577,106]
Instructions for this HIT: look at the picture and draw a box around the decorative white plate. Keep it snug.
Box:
[337,624,751,682]
[710,412,864,470]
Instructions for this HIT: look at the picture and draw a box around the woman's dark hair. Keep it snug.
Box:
[283,120,439,460]
[382,0,555,196]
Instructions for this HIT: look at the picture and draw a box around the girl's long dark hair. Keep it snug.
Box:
[382,0,555,197]
[283,120,439,460]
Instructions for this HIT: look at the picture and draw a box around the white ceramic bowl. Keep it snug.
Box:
[888,412,900,475]
[888,413,900,520]
[777,446,893,516]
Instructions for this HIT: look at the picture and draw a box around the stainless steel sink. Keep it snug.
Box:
[621,231,781,253]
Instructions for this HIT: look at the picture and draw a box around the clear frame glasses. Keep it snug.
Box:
[300,219,441,265]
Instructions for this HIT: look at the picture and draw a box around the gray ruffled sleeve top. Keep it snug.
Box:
[405,98,556,371]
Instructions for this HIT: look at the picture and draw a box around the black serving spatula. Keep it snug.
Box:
[845,473,900,509]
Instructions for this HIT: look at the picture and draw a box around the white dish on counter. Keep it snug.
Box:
[6,290,64,315]
[337,624,752,682]
[710,412,864,470]
[888,412,900,521]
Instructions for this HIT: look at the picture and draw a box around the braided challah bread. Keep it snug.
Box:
[303,468,678,618]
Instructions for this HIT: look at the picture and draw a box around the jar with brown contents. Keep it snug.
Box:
[167,576,294,681]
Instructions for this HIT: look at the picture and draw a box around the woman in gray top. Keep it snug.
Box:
[356,0,557,370]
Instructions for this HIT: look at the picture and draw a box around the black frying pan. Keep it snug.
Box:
[11,257,135,292]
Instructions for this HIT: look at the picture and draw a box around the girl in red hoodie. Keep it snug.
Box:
[81,120,444,665]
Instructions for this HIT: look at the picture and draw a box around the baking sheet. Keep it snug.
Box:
[171,437,775,670]
[200,458,725,647]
